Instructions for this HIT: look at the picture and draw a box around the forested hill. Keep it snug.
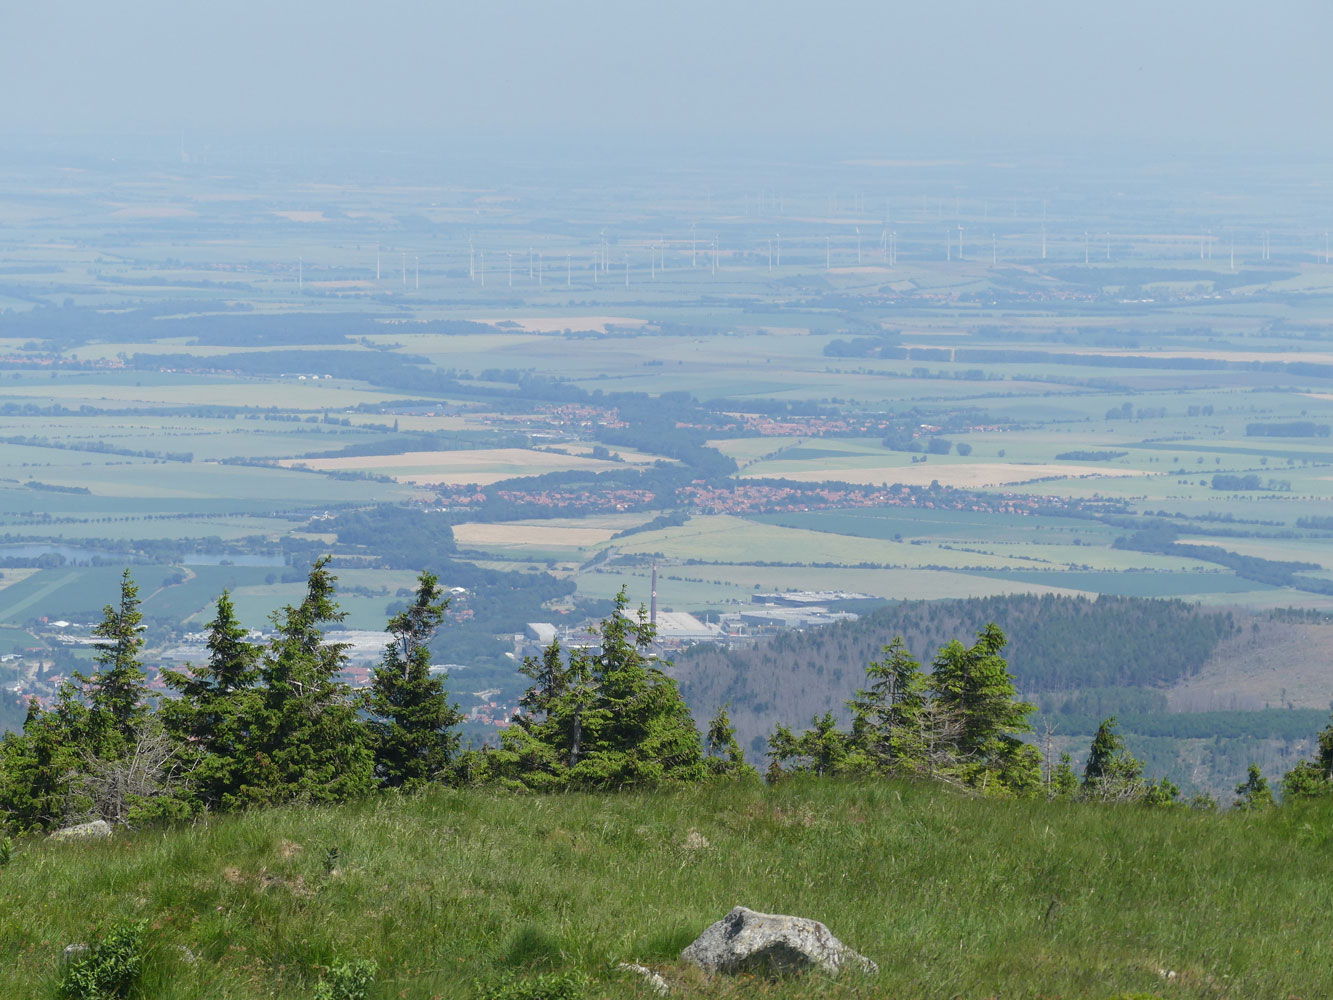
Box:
[670,593,1237,756]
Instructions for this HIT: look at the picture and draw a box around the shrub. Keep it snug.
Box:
[58,921,146,1000]
[314,959,378,1000]
[477,970,591,1000]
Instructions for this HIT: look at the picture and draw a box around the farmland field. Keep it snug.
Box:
[3,138,1333,794]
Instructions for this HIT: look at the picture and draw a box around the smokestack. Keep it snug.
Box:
[651,563,658,625]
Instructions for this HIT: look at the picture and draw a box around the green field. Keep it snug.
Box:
[5,144,1333,746]
[5,780,1333,998]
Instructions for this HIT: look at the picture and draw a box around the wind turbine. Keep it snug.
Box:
[956,225,963,261]
[856,227,862,265]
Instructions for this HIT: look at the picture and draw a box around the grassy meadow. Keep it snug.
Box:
[3,779,1332,999]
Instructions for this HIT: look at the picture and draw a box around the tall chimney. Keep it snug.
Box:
[651,563,658,625]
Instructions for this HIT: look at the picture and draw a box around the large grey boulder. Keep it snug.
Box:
[49,820,112,841]
[681,906,877,977]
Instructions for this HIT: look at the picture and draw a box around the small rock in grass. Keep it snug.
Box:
[618,962,670,996]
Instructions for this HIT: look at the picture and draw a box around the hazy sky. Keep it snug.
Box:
[5,0,1329,153]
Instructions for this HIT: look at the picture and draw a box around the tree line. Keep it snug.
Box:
[764,629,1333,812]
[4,567,1332,837]
[0,564,747,834]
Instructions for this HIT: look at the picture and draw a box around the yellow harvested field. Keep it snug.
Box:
[0,569,41,593]
[472,316,647,333]
[557,443,663,465]
[452,523,619,547]
[282,447,614,486]
[743,462,1149,489]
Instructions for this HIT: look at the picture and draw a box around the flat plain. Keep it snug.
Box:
[4,144,1333,779]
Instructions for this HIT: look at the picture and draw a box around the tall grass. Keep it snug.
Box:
[3,778,1331,998]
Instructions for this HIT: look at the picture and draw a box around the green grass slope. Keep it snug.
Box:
[4,779,1332,999]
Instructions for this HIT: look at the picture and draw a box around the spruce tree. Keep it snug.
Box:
[369,571,462,789]
[160,590,260,809]
[517,640,568,721]
[1234,762,1275,811]
[486,644,597,789]
[0,698,82,833]
[928,624,1040,794]
[488,588,704,789]
[848,636,926,769]
[704,705,757,779]
[1050,753,1079,799]
[572,589,704,787]
[1281,716,1333,799]
[767,713,855,776]
[238,558,373,806]
[79,569,148,748]
[1080,717,1146,801]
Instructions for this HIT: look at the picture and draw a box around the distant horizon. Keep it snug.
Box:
[5,126,1330,173]
[5,1,1330,160]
